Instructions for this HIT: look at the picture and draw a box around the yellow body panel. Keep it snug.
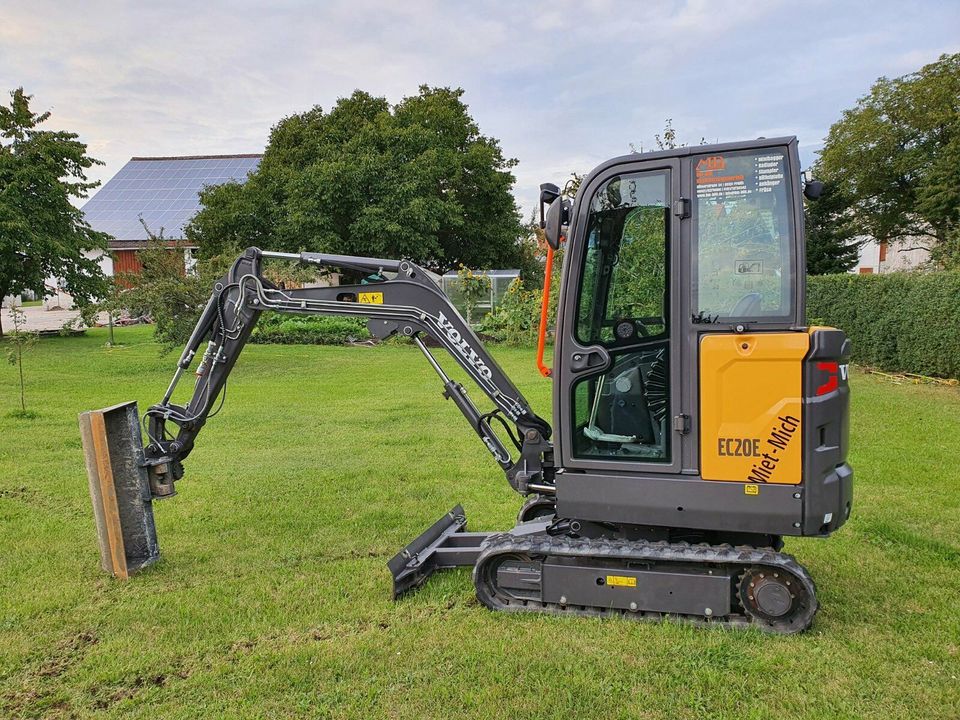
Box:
[699,332,809,484]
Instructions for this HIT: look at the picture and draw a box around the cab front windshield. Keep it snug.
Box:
[693,148,795,321]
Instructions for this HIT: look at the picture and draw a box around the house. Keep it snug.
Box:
[39,154,265,305]
[852,237,930,274]
[2,154,262,312]
[23,153,262,309]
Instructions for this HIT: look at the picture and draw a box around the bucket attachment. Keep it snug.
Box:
[388,505,490,598]
[79,401,160,578]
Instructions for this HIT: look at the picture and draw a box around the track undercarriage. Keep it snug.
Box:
[390,505,818,635]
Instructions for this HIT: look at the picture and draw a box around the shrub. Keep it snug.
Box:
[807,271,960,378]
[478,278,542,346]
[477,245,563,346]
[95,239,231,350]
[455,265,492,325]
[250,315,370,345]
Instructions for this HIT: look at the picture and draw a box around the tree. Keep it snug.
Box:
[4,303,38,417]
[803,180,862,274]
[98,236,218,349]
[563,172,583,199]
[189,86,525,274]
[0,88,109,334]
[97,217,238,349]
[630,119,705,154]
[818,53,960,267]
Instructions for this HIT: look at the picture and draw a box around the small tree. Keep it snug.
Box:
[455,265,491,325]
[4,303,38,417]
[804,178,862,274]
[630,119,706,154]
[98,233,236,350]
[97,220,330,349]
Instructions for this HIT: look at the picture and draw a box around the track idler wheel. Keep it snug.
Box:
[739,566,816,631]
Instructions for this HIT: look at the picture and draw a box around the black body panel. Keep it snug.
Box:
[802,328,854,535]
[555,471,803,535]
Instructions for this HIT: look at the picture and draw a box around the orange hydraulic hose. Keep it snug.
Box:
[536,243,556,378]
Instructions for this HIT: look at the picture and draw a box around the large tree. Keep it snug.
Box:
[817,53,960,267]
[0,88,109,333]
[189,86,524,273]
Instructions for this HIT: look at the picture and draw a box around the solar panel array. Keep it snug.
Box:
[82,155,261,242]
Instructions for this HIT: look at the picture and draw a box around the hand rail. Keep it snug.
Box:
[536,243,556,378]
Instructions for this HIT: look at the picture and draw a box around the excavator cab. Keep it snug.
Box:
[81,136,851,633]
[549,139,851,547]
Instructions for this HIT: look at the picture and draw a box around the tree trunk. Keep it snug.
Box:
[0,282,7,337]
[18,343,25,412]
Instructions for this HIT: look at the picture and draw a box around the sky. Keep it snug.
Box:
[1,0,958,219]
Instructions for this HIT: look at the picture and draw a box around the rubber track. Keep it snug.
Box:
[473,532,818,634]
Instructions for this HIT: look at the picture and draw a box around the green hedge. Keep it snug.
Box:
[807,271,960,378]
[250,315,370,345]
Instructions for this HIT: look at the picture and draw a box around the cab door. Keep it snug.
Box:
[555,158,683,474]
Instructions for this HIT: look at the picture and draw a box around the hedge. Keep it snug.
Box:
[250,315,370,345]
[806,271,960,379]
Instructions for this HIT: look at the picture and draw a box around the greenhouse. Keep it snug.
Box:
[440,269,520,324]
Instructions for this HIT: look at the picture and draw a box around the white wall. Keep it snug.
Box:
[40,249,115,310]
[852,237,930,274]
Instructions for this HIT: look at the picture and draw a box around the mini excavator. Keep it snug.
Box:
[82,137,851,633]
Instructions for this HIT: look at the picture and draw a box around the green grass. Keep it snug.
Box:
[1,325,959,719]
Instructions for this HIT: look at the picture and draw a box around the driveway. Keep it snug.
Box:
[3,305,108,333]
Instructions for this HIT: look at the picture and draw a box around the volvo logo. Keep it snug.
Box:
[436,311,493,380]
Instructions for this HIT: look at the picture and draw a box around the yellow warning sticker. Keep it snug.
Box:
[358,292,383,305]
[606,575,637,588]
[744,484,760,495]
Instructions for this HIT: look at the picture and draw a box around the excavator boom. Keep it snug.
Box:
[143,247,553,497]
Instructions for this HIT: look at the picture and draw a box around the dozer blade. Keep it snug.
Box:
[388,505,490,598]
[79,401,160,578]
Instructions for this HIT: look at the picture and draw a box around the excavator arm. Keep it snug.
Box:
[142,247,554,499]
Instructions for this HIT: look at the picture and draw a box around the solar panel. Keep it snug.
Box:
[82,155,262,241]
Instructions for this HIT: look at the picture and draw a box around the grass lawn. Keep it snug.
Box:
[1,325,959,719]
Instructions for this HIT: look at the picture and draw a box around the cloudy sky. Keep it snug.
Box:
[2,0,958,217]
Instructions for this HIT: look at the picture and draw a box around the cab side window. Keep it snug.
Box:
[572,169,671,463]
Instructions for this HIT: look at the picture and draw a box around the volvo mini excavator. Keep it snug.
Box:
[81,136,852,633]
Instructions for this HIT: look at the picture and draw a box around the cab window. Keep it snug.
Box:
[576,171,669,344]
[693,148,795,321]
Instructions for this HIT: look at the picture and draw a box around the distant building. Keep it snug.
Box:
[20,154,263,309]
[440,269,520,324]
[81,154,262,280]
[852,237,930,274]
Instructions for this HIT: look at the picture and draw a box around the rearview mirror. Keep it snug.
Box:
[544,197,572,250]
[539,182,560,230]
[803,178,824,201]
[540,182,561,208]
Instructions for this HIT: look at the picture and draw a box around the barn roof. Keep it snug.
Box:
[82,154,261,246]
